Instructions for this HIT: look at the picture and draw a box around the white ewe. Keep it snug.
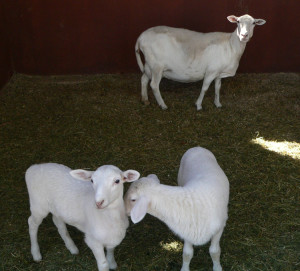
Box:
[135,14,266,110]
[125,147,229,271]
[25,163,140,271]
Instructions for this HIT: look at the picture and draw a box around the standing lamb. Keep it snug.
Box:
[135,14,266,110]
[25,163,140,271]
[125,147,230,271]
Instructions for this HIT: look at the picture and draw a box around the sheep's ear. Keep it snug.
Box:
[255,19,266,25]
[227,15,238,23]
[147,174,160,184]
[131,196,149,224]
[70,169,94,181]
[122,170,140,183]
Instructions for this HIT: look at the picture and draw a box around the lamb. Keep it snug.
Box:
[135,14,266,110]
[124,147,230,271]
[25,163,140,271]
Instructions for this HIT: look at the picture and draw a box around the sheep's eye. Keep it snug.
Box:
[115,179,120,184]
[131,199,136,202]
[237,21,240,24]
[91,179,94,183]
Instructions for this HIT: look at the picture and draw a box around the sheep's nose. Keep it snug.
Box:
[242,33,248,38]
[96,200,104,209]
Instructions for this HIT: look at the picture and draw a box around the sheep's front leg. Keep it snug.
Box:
[209,228,224,271]
[180,240,193,271]
[150,66,167,110]
[195,76,215,110]
[85,235,109,271]
[106,247,117,270]
[214,78,222,108]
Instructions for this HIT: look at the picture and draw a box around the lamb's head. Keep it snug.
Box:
[227,14,266,43]
[124,174,160,223]
[70,165,140,209]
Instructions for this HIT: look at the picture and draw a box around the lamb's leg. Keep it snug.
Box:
[106,247,117,270]
[195,75,215,110]
[85,235,109,271]
[214,78,222,108]
[150,66,167,110]
[180,240,193,271]
[28,213,46,261]
[209,228,224,271]
[52,215,79,255]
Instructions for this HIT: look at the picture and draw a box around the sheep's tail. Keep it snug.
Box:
[135,38,144,73]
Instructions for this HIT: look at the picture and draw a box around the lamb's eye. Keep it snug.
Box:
[237,21,240,24]
[115,179,120,184]
[131,199,136,202]
[91,179,94,183]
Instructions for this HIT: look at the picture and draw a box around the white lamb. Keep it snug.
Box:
[124,147,230,271]
[25,163,140,271]
[135,14,266,110]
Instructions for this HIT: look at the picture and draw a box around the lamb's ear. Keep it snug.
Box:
[70,169,94,181]
[227,15,238,23]
[147,174,160,184]
[255,18,266,25]
[131,196,149,224]
[122,170,140,183]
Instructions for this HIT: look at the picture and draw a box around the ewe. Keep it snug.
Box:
[25,163,140,271]
[135,14,266,110]
[125,147,229,271]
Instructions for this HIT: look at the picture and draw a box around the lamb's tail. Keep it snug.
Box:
[135,38,144,73]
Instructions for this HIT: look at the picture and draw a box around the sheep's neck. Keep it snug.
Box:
[147,184,189,226]
[230,28,247,59]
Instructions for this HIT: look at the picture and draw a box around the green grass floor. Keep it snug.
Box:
[0,73,299,270]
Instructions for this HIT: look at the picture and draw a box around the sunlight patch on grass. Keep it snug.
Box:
[160,241,183,252]
[252,137,300,159]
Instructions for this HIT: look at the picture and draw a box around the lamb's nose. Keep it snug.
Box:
[242,33,248,37]
[96,200,104,209]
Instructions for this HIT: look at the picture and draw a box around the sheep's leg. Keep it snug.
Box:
[52,215,79,255]
[209,228,224,271]
[180,240,193,271]
[195,75,215,110]
[106,247,117,270]
[141,73,150,105]
[214,78,222,108]
[85,235,109,271]
[150,67,167,110]
[28,213,46,261]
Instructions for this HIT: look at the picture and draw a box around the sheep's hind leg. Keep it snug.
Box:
[141,73,150,105]
[214,78,222,108]
[209,228,224,271]
[180,240,193,271]
[150,67,167,110]
[52,215,79,255]
[28,213,47,261]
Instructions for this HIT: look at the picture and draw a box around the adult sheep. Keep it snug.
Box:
[125,147,230,271]
[25,163,140,271]
[135,14,266,110]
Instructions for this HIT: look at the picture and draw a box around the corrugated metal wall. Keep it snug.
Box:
[1,0,299,88]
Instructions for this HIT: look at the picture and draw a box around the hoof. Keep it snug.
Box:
[142,100,150,106]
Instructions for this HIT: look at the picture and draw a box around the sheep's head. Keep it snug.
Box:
[70,165,140,209]
[227,14,266,43]
[124,174,160,223]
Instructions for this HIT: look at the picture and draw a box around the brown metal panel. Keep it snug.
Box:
[4,0,300,74]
